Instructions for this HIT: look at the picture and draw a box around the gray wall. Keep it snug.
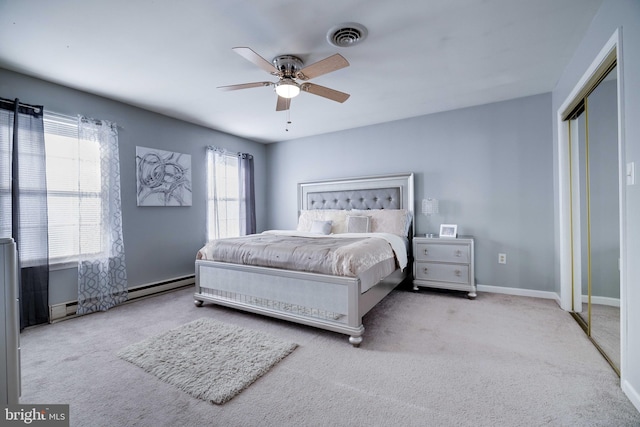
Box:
[551,0,640,407]
[266,93,555,292]
[0,68,267,305]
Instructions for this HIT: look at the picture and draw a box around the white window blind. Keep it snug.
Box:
[0,109,49,264]
[207,149,240,241]
[44,113,102,263]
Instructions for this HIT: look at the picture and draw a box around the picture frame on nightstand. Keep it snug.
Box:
[439,224,457,238]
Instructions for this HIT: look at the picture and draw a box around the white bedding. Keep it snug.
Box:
[262,230,409,270]
[197,230,408,294]
[197,230,408,288]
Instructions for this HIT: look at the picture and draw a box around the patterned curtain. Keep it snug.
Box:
[76,116,128,314]
[0,97,49,328]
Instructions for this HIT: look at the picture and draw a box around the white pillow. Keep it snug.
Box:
[309,220,332,235]
[350,209,410,236]
[297,210,348,234]
[297,210,324,232]
[346,215,371,233]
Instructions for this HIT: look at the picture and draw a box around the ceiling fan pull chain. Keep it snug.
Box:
[286,108,292,132]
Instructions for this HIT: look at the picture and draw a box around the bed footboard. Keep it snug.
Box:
[195,260,367,345]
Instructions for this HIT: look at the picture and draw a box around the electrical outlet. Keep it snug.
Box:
[498,253,507,264]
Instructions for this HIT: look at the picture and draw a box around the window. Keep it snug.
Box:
[0,107,50,265]
[206,149,240,240]
[44,113,102,263]
[1,110,107,266]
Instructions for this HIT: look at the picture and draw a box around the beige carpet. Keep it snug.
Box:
[18,286,640,426]
[117,318,297,404]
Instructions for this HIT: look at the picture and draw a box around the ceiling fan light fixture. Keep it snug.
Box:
[275,79,300,98]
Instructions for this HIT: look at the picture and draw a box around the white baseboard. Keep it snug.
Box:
[126,275,195,301]
[581,295,621,307]
[474,284,619,309]
[477,284,561,306]
[49,275,195,323]
[622,379,640,414]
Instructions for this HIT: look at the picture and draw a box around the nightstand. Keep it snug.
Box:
[412,235,476,299]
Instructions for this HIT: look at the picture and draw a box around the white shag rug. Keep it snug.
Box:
[117,318,297,404]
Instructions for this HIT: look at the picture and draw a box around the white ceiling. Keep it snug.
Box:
[0,0,602,144]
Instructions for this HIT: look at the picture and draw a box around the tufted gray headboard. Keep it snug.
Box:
[298,173,415,234]
[306,187,401,210]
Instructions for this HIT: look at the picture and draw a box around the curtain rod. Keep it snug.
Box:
[0,98,121,129]
[0,97,42,113]
[207,145,253,158]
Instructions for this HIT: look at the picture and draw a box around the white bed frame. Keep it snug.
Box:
[194,173,414,346]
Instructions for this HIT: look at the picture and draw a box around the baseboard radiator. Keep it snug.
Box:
[49,275,195,323]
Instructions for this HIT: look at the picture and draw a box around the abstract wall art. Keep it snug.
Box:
[136,146,192,206]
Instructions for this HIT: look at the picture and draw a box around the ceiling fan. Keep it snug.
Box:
[218,47,350,111]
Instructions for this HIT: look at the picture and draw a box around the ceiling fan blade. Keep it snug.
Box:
[232,47,279,75]
[217,82,272,91]
[296,54,349,80]
[276,96,291,111]
[301,83,350,103]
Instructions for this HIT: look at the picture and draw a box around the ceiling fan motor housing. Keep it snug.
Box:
[272,55,303,78]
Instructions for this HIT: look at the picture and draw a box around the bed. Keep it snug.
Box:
[194,173,414,346]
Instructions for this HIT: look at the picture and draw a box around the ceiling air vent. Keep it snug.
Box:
[327,23,368,48]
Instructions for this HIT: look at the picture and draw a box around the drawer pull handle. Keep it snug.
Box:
[454,250,462,257]
[423,267,429,274]
[423,249,429,255]
[454,269,462,277]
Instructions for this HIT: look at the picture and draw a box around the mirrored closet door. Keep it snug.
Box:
[567,62,620,374]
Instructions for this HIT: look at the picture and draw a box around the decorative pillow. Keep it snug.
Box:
[324,210,348,234]
[309,220,332,235]
[297,210,348,234]
[346,215,371,233]
[296,210,325,232]
[351,209,410,236]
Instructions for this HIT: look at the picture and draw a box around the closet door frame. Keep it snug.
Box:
[556,29,626,374]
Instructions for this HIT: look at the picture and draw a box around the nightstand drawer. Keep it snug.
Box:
[414,262,469,284]
[414,243,470,263]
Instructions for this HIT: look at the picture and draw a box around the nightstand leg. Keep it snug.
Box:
[467,285,477,299]
[349,335,363,347]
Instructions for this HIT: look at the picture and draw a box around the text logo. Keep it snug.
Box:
[3,405,69,426]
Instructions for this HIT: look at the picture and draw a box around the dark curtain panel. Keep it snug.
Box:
[0,97,49,328]
[238,152,256,235]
